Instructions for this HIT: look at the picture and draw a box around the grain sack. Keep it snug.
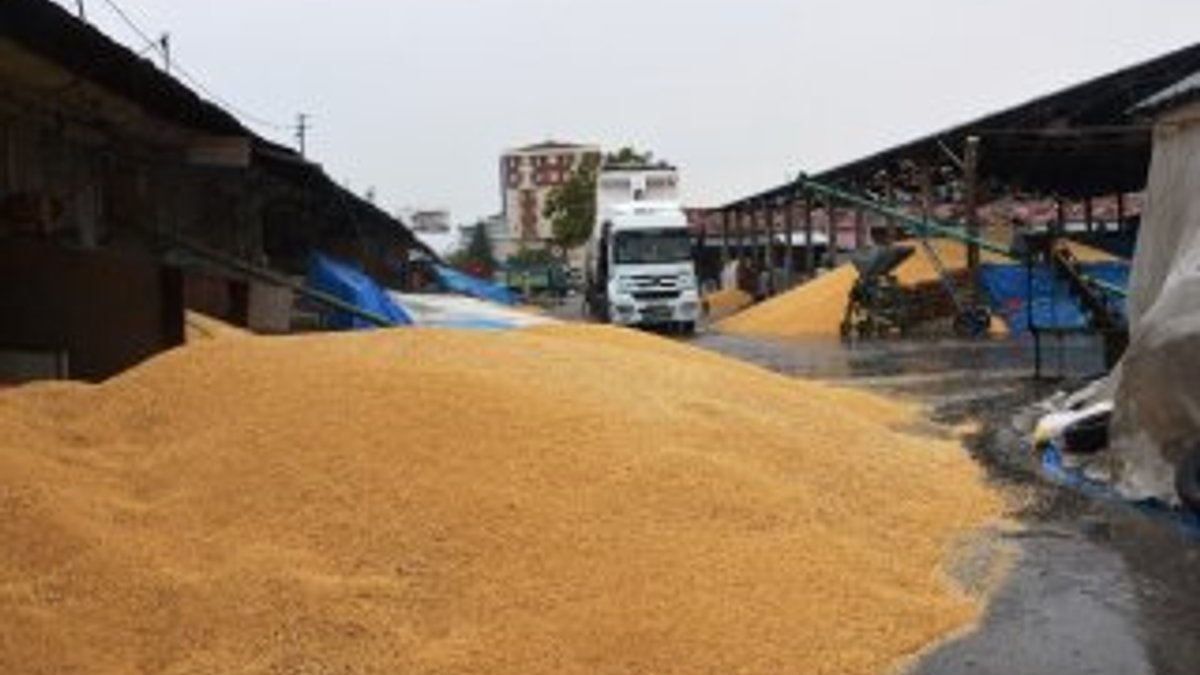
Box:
[0,325,1002,674]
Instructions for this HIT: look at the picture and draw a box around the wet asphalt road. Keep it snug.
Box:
[693,332,1200,675]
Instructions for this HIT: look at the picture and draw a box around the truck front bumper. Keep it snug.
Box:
[609,294,701,326]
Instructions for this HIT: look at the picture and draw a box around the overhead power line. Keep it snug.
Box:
[93,0,294,133]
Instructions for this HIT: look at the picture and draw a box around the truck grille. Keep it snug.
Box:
[630,275,679,290]
[632,290,681,301]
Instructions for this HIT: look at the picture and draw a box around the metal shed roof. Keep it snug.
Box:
[725,41,1200,207]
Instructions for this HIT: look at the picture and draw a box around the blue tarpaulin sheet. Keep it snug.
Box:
[1041,444,1200,539]
[979,262,1129,335]
[306,254,411,330]
[433,264,518,306]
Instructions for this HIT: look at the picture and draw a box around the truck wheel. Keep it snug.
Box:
[680,321,696,336]
[953,307,991,339]
[1175,447,1200,513]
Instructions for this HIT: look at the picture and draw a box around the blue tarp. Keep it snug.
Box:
[305,254,411,330]
[433,264,518,306]
[1041,444,1200,539]
[979,262,1129,335]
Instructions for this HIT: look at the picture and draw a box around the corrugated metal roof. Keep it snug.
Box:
[0,0,246,135]
[1134,69,1200,116]
[722,41,1200,206]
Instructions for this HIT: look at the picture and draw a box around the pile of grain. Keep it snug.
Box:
[718,237,1115,338]
[702,287,754,321]
[184,310,249,342]
[717,265,858,336]
[888,237,1114,286]
[0,325,1002,674]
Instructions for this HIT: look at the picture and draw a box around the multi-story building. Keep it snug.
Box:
[500,141,602,254]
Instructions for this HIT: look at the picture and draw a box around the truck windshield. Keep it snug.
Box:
[614,230,692,264]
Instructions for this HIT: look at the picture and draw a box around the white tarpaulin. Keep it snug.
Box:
[1107,100,1200,501]
[388,292,555,330]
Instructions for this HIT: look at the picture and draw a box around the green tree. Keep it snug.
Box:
[543,146,665,252]
[450,222,497,277]
[604,146,653,167]
[506,246,557,268]
[542,164,597,251]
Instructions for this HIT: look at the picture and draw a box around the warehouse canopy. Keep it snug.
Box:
[0,0,245,136]
[727,41,1200,206]
[0,0,437,263]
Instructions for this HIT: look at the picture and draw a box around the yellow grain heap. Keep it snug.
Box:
[717,265,858,336]
[718,237,1115,338]
[0,325,1002,674]
[184,310,249,342]
[702,287,754,321]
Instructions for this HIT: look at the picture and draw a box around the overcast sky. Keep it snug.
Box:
[60,0,1200,222]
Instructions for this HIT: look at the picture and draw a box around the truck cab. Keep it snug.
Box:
[584,170,700,332]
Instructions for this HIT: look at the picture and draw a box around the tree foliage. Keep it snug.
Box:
[542,146,663,252]
[506,245,557,269]
[542,164,597,251]
[604,146,654,167]
[449,222,497,277]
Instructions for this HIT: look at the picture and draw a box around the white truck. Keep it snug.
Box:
[583,165,701,333]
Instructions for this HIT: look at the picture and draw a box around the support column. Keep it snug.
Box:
[783,192,796,287]
[1085,196,1094,234]
[803,195,815,275]
[963,136,982,295]
[826,196,838,268]
[733,207,743,261]
[854,205,866,250]
[919,161,934,239]
[764,200,776,279]
[885,172,898,244]
[1116,192,1126,234]
[720,209,730,268]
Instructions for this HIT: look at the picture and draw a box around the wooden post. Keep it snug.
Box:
[1116,192,1126,234]
[963,136,982,295]
[826,196,838,268]
[854,205,866,250]
[919,161,934,238]
[803,194,815,275]
[720,209,730,268]
[765,200,776,279]
[783,192,796,287]
[1084,196,1094,233]
[732,207,742,261]
[753,202,763,268]
[885,173,898,244]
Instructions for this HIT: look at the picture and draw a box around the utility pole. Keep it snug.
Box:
[158,32,171,72]
[75,0,86,20]
[295,113,310,157]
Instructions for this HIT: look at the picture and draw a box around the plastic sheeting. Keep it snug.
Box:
[388,292,554,331]
[305,254,411,330]
[979,262,1129,336]
[433,265,518,306]
[1106,103,1200,501]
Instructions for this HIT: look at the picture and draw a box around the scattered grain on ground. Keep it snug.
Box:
[703,287,754,321]
[0,324,1002,674]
